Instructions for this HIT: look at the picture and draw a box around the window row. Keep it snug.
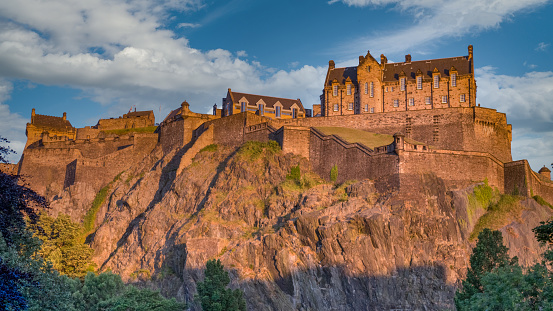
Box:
[240,102,298,118]
[389,94,466,107]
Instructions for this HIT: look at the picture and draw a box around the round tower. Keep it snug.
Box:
[539,166,551,180]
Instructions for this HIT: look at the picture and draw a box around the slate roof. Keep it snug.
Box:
[32,114,74,131]
[326,66,358,86]
[162,108,182,123]
[382,56,471,82]
[230,91,305,112]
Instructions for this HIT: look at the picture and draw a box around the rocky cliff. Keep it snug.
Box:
[47,142,553,311]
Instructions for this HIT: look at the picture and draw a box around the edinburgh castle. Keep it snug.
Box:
[8,46,553,206]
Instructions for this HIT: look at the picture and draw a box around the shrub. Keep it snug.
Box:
[237,141,280,160]
[330,165,338,183]
[287,165,301,182]
[200,144,218,153]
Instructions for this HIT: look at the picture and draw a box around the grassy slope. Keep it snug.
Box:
[101,126,157,136]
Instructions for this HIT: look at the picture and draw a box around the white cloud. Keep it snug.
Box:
[0,0,326,127]
[476,66,553,171]
[330,0,551,57]
[177,22,201,28]
[536,42,550,51]
[0,80,27,163]
[523,61,538,69]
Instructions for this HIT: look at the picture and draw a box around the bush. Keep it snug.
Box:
[330,165,338,183]
[287,165,301,182]
[238,141,280,160]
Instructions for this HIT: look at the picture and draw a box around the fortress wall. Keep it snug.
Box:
[43,136,135,159]
[505,160,553,204]
[269,107,511,162]
[160,119,185,154]
[76,127,100,140]
[18,148,83,196]
[274,126,310,160]
[309,131,399,189]
[399,149,505,193]
[97,116,153,130]
[133,133,158,155]
[244,124,273,144]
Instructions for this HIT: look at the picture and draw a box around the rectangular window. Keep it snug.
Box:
[417,76,422,90]
[370,107,374,113]
[241,102,246,112]
[460,94,466,102]
[409,98,414,106]
[347,84,351,95]
[434,75,439,88]
[259,104,265,116]
[275,106,281,117]
[333,104,339,111]
[364,104,368,112]
[391,86,394,92]
[292,108,297,118]
[333,85,338,96]
[451,73,457,87]
[385,87,388,92]
[393,99,399,107]
[400,78,406,91]
[364,82,368,94]
[442,96,448,103]
[425,96,431,105]
[348,102,353,110]
[370,82,374,97]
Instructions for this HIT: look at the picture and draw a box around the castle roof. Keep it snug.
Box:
[382,56,471,82]
[539,166,551,173]
[229,91,305,112]
[162,107,182,123]
[31,114,74,131]
[326,66,358,86]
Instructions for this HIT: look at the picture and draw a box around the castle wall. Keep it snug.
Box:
[398,149,505,193]
[76,127,101,140]
[505,160,553,204]
[308,129,399,190]
[269,107,511,163]
[97,113,154,130]
[275,126,310,160]
[160,119,185,154]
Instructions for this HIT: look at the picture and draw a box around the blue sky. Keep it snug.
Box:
[0,0,552,171]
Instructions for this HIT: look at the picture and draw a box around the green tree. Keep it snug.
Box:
[30,213,95,278]
[0,137,77,310]
[456,229,517,306]
[196,259,246,311]
[330,164,338,183]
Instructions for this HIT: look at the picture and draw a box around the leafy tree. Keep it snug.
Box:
[196,259,246,311]
[101,285,185,311]
[30,213,95,278]
[0,137,76,310]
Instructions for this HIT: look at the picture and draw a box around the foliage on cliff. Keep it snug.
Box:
[196,259,246,311]
[29,213,95,278]
[456,227,553,310]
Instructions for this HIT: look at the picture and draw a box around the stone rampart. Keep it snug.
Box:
[505,160,553,204]
[267,107,511,163]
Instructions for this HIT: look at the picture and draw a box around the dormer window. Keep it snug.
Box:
[241,102,246,112]
[416,76,422,90]
[275,106,281,117]
[347,84,352,95]
[451,73,457,87]
[433,75,440,88]
[400,77,406,91]
[292,108,297,118]
[333,85,338,96]
[259,104,264,116]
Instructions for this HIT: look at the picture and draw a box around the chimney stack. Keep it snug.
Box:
[63,112,67,121]
[329,60,335,69]
[380,54,387,65]
[405,54,411,62]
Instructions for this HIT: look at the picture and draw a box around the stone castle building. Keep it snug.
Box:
[10,46,553,208]
[222,89,306,119]
[321,45,476,116]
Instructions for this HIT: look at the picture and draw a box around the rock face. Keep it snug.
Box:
[48,143,553,310]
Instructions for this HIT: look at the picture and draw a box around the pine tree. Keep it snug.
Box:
[196,259,246,311]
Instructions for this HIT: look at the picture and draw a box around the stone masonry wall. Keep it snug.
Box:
[505,160,553,204]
